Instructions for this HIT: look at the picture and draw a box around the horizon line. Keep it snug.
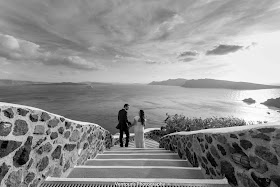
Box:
[0,78,279,86]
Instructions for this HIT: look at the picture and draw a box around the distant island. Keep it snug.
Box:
[242,98,256,104]
[149,78,187,86]
[0,79,111,86]
[261,97,280,109]
[149,78,280,90]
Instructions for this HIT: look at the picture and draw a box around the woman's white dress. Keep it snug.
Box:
[133,116,145,148]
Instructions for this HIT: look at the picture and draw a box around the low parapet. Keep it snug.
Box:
[159,123,280,187]
[0,102,113,187]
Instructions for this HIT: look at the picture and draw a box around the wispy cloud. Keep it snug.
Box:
[245,42,258,50]
[43,55,104,71]
[150,14,185,41]
[206,44,243,55]
[145,59,168,65]
[0,69,10,74]
[145,60,159,65]
[181,57,196,62]
[178,50,199,57]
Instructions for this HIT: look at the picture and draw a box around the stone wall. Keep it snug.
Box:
[159,124,280,187]
[0,103,112,187]
[144,128,166,142]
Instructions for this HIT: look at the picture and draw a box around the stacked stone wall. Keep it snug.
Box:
[144,129,166,142]
[159,125,280,187]
[0,104,112,187]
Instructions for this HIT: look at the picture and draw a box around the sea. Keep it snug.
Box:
[0,84,279,134]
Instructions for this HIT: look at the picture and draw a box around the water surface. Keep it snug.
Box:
[0,84,279,133]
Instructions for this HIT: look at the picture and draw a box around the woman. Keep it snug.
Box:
[132,110,146,148]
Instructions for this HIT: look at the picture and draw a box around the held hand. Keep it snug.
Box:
[128,122,132,128]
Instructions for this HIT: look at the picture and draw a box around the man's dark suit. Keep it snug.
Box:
[118,108,130,147]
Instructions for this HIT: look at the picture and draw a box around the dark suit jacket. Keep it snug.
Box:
[118,109,130,130]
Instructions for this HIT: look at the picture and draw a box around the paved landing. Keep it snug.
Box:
[111,138,160,150]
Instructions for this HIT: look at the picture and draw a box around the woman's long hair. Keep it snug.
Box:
[139,110,145,125]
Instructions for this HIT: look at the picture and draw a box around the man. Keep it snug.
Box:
[117,104,131,147]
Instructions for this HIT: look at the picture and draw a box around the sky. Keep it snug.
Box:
[0,0,280,84]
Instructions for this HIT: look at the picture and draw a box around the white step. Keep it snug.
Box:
[95,153,180,159]
[85,159,192,167]
[109,147,165,151]
[44,177,230,186]
[103,150,171,154]
[67,166,204,179]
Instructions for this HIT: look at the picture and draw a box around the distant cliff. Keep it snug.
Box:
[149,78,280,90]
[0,79,106,86]
[149,78,187,86]
[262,97,280,109]
[0,79,43,86]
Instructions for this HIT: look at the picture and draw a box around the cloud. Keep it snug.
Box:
[206,44,243,55]
[177,50,198,62]
[178,50,199,57]
[145,60,159,65]
[150,14,185,41]
[0,34,40,60]
[181,57,196,62]
[0,34,20,50]
[245,42,258,50]
[0,33,102,70]
[145,59,169,65]
[115,55,125,59]
[44,55,103,71]
[0,70,10,74]
[0,57,9,65]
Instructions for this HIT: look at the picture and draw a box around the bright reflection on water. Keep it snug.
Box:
[130,86,280,127]
[0,84,279,133]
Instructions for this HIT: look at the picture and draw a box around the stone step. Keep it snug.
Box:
[67,166,205,179]
[95,153,180,160]
[109,147,165,151]
[103,150,171,154]
[85,159,192,167]
[44,177,230,187]
[112,144,160,149]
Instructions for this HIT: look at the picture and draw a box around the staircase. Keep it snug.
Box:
[41,139,230,187]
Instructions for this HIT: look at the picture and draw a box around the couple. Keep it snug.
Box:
[117,104,146,148]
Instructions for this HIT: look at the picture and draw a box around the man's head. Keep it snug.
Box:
[124,104,130,110]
